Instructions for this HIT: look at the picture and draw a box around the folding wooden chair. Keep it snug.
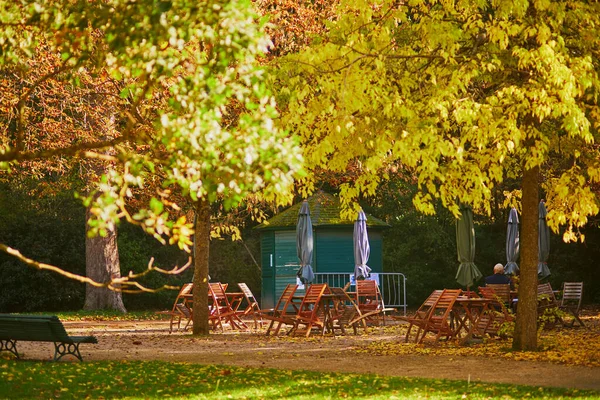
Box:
[485,284,512,305]
[329,287,380,335]
[259,284,299,335]
[355,280,391,325]
[397,289,443,343]
[560,282,586,328]
[290,283,328,337]
[156,283,193,333]
[417,289,462,343]
[209,282,247,332]
[537,282,562,328]
[478,286,514,336]
[236,283,264,329]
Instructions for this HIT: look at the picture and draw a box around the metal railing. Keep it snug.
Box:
[313,272,407,315]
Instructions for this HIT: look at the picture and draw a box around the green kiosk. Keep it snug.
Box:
[255,191,389,308]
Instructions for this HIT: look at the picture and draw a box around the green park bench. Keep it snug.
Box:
[0,314,98,361]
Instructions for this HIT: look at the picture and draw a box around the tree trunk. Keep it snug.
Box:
[83,199,127,312]
[512,164,539,351]
[193,198,210,335]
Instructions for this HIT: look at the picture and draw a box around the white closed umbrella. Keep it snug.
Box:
[353,210,371,280]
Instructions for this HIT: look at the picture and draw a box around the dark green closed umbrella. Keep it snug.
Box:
[455,204,482,289]
[538,200,551,279]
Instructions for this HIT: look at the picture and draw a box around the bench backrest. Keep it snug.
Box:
[0,314,72,343]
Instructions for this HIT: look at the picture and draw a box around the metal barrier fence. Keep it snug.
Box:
[313,272,407,315]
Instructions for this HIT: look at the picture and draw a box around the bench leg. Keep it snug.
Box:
[0,339,20,359]
[53,342,84,362]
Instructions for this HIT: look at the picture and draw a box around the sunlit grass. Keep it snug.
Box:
[1,360,597,399]
[27,310,170,322]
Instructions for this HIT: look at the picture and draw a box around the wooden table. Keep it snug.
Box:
[451,297,493,344]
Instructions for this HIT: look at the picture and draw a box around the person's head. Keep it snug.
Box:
[493,263,505,274]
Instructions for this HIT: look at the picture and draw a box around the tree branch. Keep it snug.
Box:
[0,136,129,162]
[0,243,191,293]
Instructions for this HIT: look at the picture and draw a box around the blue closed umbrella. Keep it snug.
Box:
[455,204,482,289]
[296,201,314,284]
[538,200,551,279]
[505,207,520,275]
[353,210,371,280]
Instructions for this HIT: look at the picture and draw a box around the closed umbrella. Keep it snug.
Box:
[353,210,371,280]
[455,204,482,289]
[296,200,314,284]
[505,207,520,275]
[538,200,551,279]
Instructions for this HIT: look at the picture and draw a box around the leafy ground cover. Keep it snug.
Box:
[356,322,600,368]
[47,307,600,370]
[0,360,597,399]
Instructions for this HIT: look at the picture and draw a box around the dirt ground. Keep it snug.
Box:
[12,319,600,392]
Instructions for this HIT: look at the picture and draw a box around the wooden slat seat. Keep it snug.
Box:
[258,284,299,335]
[237,283,264,329]
[209,282,247,331]
[355,280,392,325]
[417,289,462,343]
[478,286,514,336]
[0,314,97,361]
[156,283,193,333]
[485,284,511,305]
[290,283,328,337]
[397,290,443,343]
[560,282,586,328]
[537,282,562,328]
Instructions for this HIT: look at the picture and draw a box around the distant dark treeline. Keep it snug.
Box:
[1,183,598,312]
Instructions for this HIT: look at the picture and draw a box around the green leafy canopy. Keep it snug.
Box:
[1,0,304,250]
[275,0,600,240]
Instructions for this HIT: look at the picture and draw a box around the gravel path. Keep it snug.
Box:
[11,320,600,392]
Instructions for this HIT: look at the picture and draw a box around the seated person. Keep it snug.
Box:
[484,263,513,288]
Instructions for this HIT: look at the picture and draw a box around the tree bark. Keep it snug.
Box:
[512,164,539,351]
[192,198,211,335]
[83,199,127,312]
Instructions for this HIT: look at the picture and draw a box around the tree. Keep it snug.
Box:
[0,33,132,310]
[274,0,600,350]
[1,0,302,331]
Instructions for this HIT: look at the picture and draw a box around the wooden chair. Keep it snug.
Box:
[485,284,512,305]
[236,283,264,329]
[157,283,193,333]
[259,284,299,335]
[342,282,351,292]
[290,283,328,337]
[537,282,562,328]
[355,280,391,325]
[478,286,514,336]
[560,282,585,328]
[328,287,375,335]
[209,282,247,332]
[397,290,443,343]
[417,289,462,343]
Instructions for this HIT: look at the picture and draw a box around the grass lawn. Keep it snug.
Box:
[0,359,598,399]
[35,310,167,321]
